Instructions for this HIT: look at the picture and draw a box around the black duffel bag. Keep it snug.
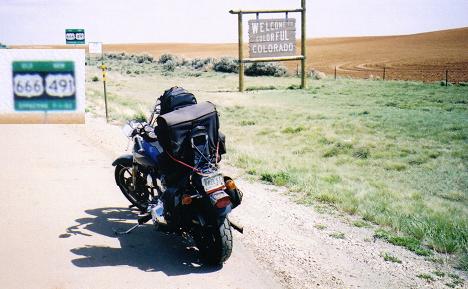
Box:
[159,87,197,115]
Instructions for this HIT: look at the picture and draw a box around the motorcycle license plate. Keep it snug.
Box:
[201,173,224,192]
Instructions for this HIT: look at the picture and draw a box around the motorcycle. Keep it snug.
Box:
[112,100,243,265]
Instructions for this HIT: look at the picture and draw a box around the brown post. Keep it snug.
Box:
[238,13,244,92]
[300,0,307,89]
[383,66,386,80]
[334,66,337,80]
[445,69,448,87]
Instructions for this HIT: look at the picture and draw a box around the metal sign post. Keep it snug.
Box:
[100,63,108,122]
[230,0,307,92]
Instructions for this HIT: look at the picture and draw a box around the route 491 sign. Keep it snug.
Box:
[66,29,85,44]
[13,61,76,111]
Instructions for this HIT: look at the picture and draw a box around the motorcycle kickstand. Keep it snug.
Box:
[113,224,140,235]
[113,214,152,236]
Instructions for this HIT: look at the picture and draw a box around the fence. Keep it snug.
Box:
[328,66,468,84]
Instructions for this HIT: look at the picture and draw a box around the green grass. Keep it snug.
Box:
[353,219,371,228]
[329,232,346,239]
[85,68,468,269]
[374,229,432,256]
[417,273,435,282]
[314,224,327,230]
[445,273,464,288]
[218,79,467,268]
[381,252,402,263]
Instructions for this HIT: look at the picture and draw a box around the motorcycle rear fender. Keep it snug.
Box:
[112,154,133,167]
[192,197,232,228]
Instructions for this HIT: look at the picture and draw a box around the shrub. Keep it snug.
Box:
[163,60,176,72]
[91,76,99,82]
[310,69,326,80]
[158,53,175,64]
[191,57,212,69]
[134,54,153,64]
[213,57,238,73]
[244,62,287,77]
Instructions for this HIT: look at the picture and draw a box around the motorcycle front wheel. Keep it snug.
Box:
[195,218,233,265]
[114,164,150,211]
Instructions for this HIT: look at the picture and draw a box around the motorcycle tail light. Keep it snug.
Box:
[225,179,237,191]
[182,194,192,205]
[215,196,231,208]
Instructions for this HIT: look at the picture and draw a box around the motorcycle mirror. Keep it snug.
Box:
[122,124,134,137]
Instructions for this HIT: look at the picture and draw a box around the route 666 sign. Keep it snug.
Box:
[66,29,85,44]
[13,61,76,111]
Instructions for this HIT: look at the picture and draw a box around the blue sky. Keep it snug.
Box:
[1,0,467,45]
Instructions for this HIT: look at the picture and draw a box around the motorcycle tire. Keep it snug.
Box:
[114,164,150,211]
[195,218,233,265]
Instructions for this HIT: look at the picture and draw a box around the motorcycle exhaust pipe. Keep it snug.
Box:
[229,218,244,234]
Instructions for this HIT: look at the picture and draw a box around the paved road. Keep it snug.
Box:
[0,124,281,289]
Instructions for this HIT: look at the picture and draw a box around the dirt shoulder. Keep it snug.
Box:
[82,116,466,289]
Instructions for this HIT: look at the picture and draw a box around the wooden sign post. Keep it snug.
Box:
[230,0,307,92]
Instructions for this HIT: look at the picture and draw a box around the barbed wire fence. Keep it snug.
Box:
[330,66,468,85]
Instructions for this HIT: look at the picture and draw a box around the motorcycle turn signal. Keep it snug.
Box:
[182,194,193,205]
[225,179,237,190]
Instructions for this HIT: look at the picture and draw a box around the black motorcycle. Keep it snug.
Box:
[112,87,242,265]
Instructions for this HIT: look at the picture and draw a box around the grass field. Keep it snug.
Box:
[86,65,467,270]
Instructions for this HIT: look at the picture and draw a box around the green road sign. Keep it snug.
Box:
[65,29,85,44]
[13,61,76,111]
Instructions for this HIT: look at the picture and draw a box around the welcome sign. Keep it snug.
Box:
[248,18,296,58]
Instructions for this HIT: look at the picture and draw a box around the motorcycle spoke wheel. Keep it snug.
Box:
[115,165,150,210]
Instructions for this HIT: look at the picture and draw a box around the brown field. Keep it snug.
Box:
[15,27,468,82]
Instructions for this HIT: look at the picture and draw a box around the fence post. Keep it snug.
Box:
[445,70,448,87]
[334,66,337,80]
[300,0,307,89]
[383,66,386,81]
[238,12,244,92]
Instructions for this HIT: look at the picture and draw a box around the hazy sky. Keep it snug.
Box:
[1,0,467,45]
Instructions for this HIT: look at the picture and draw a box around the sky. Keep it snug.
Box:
[1,0,467,45]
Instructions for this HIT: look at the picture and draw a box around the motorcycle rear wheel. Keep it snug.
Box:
[114,164,150,211]
[195,218,233,265]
